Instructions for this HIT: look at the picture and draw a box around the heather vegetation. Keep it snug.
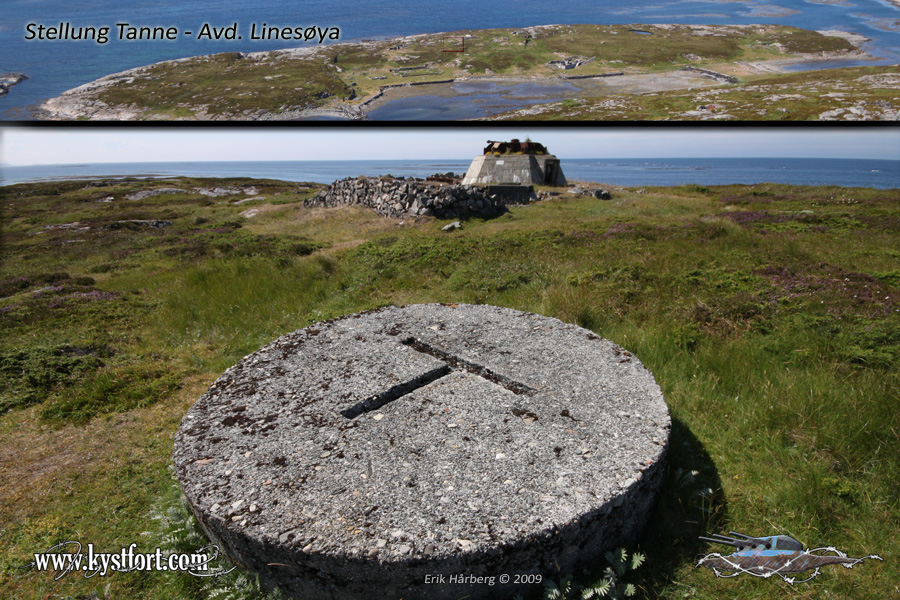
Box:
[491,65,900,121]
[37,24,865,120]
[1,178,896,598]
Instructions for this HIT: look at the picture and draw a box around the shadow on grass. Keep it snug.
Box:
[548,415,727,599]
[632,415,727,597]
[539,416,725,598]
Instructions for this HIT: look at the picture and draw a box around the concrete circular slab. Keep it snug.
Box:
[174,304,670,599]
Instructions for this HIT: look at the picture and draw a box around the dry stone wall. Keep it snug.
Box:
[304,176,535,219]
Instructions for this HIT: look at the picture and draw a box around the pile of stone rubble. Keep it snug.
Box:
[304,176,536,219]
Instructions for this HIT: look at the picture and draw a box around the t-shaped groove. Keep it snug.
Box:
[340,364,451,419]
[174,303,672,600]
[402,337,535,396]
[340,337,534,419]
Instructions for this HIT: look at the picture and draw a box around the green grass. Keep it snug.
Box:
[495,65,900,121]
[0,178,897,599]
[67,24,860,119]
[96,52,354,116]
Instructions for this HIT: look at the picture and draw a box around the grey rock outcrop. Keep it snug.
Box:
[547,56,595,70]
[566,187,612,200]
[125,188,185,201]
[196,186,258,197]
[103,219,172,230]
[0,73,28,97]
[304,176,535,219]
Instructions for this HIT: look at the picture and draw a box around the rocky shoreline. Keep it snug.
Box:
[32,24,878,121]
[33,67,640,122]
[34,55,202,120]
[0,73,28,98]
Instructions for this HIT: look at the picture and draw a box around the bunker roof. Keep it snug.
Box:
[483,139,549,155]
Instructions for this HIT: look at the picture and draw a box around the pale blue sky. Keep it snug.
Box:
[2,127,898,166]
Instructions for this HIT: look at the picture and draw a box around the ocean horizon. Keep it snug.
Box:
[4,0,900,119]
[3,158,898,189]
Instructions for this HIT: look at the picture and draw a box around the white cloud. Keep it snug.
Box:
[2,127,898,166]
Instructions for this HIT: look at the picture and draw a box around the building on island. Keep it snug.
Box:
[461,139,567,187]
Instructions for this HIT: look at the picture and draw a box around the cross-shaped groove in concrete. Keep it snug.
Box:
[340,337,534,420]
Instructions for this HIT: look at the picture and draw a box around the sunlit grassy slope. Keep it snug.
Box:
[1,178,897,599]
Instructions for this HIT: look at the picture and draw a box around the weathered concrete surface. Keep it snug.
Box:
[174,304,670,599]
[462,155,567,187]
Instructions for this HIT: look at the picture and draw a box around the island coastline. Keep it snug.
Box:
[33,24,883,121]
[0,73,28,98]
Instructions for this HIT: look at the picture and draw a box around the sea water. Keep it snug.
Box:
[3,0,900,118]
[3,158,898,189]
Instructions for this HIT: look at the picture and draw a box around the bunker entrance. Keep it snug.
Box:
[544,159,561,185]
[174,304,670,600]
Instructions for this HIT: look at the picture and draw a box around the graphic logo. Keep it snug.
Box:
[697,531,882,584]
[28,541,234,580]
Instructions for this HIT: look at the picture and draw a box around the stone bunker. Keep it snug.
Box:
[174,304,670,599]
[462,139,567,187]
